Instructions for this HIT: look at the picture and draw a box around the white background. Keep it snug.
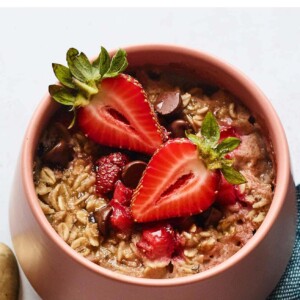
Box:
[0,8,299,299]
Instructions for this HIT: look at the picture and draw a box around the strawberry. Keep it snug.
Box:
[220,126,238,141]
[216,174,238,206]
[49,47,164,155]
[110,200,134,233]
[95,153,128,195]
[136,224,177,261]
[132,112,246,223]
[113,180,133,206]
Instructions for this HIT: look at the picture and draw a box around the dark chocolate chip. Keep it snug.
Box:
[43,140,72,168]
[147,69,161,81]
[248,115,256,124]
[154,91,182,117]
[168,119,189,138]
[122,161,147,189]
[53,122,72,143]
[204,207,223,227]
[94,205,113,237]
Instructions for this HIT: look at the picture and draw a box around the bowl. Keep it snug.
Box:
[9,44,297,300]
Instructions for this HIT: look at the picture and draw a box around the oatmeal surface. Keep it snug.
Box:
[34,68,275,278]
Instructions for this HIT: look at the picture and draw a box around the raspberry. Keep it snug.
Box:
[136,224,177,261]
[95,153,129,195]
[113,180,133,206]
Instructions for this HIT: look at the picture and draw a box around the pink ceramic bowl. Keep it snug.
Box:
[10,45,297,300]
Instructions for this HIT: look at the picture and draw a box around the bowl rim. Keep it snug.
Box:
[21,44,290,287]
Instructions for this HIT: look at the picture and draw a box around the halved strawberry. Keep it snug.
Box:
[131,139,220,222]
[49,47,164,155]
[78,74,164,154]
[132,112,246,223]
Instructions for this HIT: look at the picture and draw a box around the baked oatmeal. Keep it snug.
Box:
[34,47,275,279]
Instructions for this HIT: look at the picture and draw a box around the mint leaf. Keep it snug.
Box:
[221,164,247,185]
[201,111,220,145]
[103,49,128,78]
[52,63,76,89]
[99,46,111,77]
[49,85,76,106]
[216,137,241,155]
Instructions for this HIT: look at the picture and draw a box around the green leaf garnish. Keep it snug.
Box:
[103,49,128,78]
[49,85,76,106]
[99,46,111,76]
[186,112,247,185]
[216,137,241,155]
[201,111,220,146]
[221,164,247,185]
[49,46,128,127]
[52,64,76,89]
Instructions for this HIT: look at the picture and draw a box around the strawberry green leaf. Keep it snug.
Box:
[50,46,129,128]
[221,164,247,185]
[49,85,76,106]
[201,111,220,145]
[73,52,94,80]
[99,46,111,77]
[66,48,86,82]
[186,133,202,147]
[103,49,128,78]
[52,63,76,89]
[216,137,241,155]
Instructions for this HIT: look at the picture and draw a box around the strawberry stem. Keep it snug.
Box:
[186,112,247,185]
[49,46,128,127]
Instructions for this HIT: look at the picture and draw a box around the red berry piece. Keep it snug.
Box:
[95,153,129,195]
[137,224,177,261]
[110,200,134,233]
[113,180,133,206]
[216,174,241,206]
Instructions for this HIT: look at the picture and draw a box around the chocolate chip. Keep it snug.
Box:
[204,207,223,227]
[248,115,256,124]
[168,119,189,138]
[94,205,113,237]
[41,122,73,168]
[122,161,147,189]
[43,140,72,168]
[154,91,182,117]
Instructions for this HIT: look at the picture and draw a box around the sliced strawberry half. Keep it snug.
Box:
[49,47,164,155]
[78,74,163,154]
[131,139,220,222]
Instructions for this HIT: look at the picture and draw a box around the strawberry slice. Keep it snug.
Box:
[131,139,220,222]
[78,74,164,154]
[49,47,164,155]
[132,112,246,223]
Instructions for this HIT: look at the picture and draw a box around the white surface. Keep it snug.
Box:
[0,8,299,299]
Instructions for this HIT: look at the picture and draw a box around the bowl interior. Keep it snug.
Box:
[23,44,290,287]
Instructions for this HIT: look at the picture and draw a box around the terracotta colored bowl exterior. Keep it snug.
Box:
[10,45,297,300]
